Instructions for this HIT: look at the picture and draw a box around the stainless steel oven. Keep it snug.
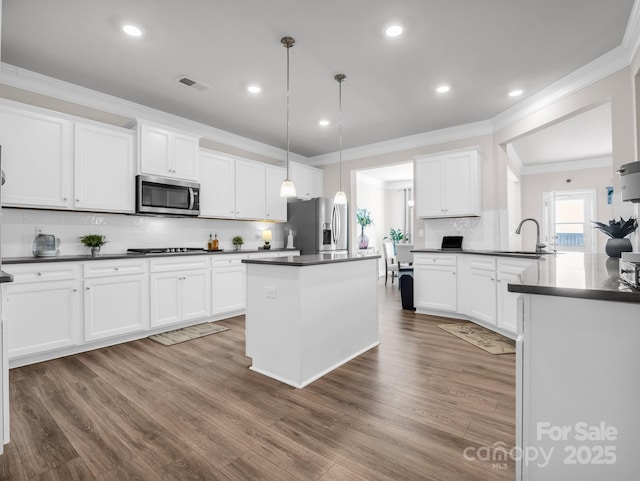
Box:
[136,175,200,216]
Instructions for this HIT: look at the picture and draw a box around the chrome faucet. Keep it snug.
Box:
[515,218,547,253]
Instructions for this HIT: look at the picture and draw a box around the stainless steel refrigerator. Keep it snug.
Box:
[286,198,348,255]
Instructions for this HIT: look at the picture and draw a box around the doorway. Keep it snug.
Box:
[542,189,596,253]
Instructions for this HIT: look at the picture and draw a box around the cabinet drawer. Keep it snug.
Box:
[212,257,244,267]
[414,255,457,266]
[469,257,496,271]
[150,256,210,273]
[4,263,79,283]
[84,260,148,278]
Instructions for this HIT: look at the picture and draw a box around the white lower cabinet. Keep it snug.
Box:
[83,260,149,341]
[414,254,457,312]
[2,263,82,359]
[468,257,497,325]
[414,253,535,336]
[150,257,211,327]
[496,258,535,333]
[212,258,246,315]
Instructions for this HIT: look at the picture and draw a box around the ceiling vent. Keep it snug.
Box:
[177,75,210,91]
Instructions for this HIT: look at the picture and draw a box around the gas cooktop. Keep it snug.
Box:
[127,247,206,255]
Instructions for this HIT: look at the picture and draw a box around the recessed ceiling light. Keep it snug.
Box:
[509,89,524,97]
[319,119,330,127]
[436,85,451,93]
[122,24,143,37]
[247,85,262,94]
[385,25,403,37]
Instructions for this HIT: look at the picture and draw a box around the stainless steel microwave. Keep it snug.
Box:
[136,175,200,216]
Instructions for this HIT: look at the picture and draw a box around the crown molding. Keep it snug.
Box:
[623,0,640,59]
[308,120,493,166]
[491,46,630,133]
[520,156,612,176]
[0,63,307,164]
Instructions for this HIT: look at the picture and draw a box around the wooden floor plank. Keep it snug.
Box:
[2,281,516,480]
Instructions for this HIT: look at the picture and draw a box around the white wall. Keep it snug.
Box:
[2,208,284,257]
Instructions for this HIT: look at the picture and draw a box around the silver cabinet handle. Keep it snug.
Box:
[114,267,120,271]
[86,287,91,290]
[37,272,43,276]
[63,197,68,201]
[73,289,78,292]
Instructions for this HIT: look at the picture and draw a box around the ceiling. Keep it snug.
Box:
[510,103,613,166]
[1,0,635,158]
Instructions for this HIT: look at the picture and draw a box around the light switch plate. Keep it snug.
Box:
[265,286,277,298]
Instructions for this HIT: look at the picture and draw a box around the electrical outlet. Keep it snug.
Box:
[265,286,277,299]
[418,229,425,238]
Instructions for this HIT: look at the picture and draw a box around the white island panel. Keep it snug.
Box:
[245,256,379,388]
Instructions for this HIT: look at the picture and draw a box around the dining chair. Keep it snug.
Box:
[383,242,399,285]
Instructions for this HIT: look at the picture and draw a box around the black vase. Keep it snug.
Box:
[604,238,632,258]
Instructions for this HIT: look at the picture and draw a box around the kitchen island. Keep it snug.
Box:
[243,253,380,388]
[508,253,640,481]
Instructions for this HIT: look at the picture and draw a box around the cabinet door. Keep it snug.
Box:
[235,160,266,219]
[139,123,171,176]
[443,150,480,217]
[181,269,211,321]
[0,107,72,209]
[265,166,287,221]
[469,267,497,325]
[84,275,149,341]
[414,265,457,311]
[173,133,199,181]
[497,259,534,334]
[5,280,82,358]
[199,150,236,218]
[150,272,182,327]
[415,157,443,217]
[290,162,323,200]
[74,123,135,213]
[212,262,246,314]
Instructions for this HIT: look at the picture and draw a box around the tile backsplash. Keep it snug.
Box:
[2,208,285,258]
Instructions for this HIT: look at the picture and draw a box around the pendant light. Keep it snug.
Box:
[280,36,297,198]
[333,73,347,205]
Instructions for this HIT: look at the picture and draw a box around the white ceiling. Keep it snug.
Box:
[510,102,613,166]
[1,0,635,158]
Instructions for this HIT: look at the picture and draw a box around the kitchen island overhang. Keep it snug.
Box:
[243,254,380,388]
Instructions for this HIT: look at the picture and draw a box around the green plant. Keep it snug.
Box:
[384,228,404,245]
[232,235,244,246]
[591,217,637,239]
[79,234,107,247]
[356,208,374,228]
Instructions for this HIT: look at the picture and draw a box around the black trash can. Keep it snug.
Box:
[399,268,415,311]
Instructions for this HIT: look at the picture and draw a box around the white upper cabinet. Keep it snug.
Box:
[74,123,135,213]
[138,121,199,181]
[235,159,266,220]
[199,150,236,218]
[0,105,73,209]
[290,162,323,200]
[415,148,480,218]
[199,149,287,222]
[265,165,287,221]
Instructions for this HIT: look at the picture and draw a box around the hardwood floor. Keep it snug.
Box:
[0,281,516,480]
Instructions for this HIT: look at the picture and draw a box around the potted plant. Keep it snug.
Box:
[80,234,107,257]
[384,228,404,254]
[356,208,374,249]
[591,217,637,258]
[232,235,244,251]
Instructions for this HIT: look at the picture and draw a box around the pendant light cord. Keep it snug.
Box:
[282,37,295,180]
[335,74,346,192]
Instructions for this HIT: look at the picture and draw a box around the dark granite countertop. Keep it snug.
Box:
[411,248,554,259]
[507,253,640,303]
[0,270,14,283]
[243,253,380,267]
[3,248,299,265]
